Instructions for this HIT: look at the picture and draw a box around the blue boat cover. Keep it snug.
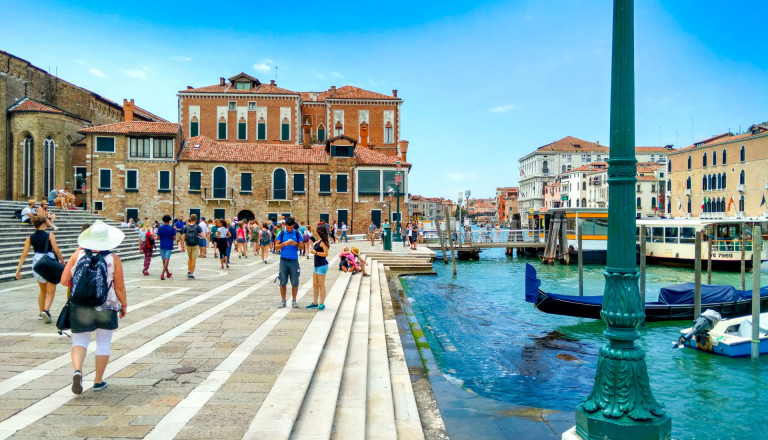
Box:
[658,282,743,305]
[525,264,541,303]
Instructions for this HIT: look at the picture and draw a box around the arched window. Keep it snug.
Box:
[562,165,566,173]
[567,165,572,171]
[706,199,712,213]
[272,168,287,200]
[687,198,691,213]
[576,198,579,207]
[721,173,726,189]
[702,176,707,191]
[740,145,746,162]
[636,197,642,209]
[582,198,586,208]
[212,166,227,199]
[22,136,34,197]
[686,176,691,189]
[702,152,707,167]
[739,195,745,211]
[317,124,325,142]
[740,170,745,185]
[687,155,692,170]
[43,137,56,195]
[667,201,671,214]
[716,174,721,190]
[722,149,727,165]
[667,180,671,191]
[582,181,586,190]
[707,175,712,190]
[720,198,725,212]
[667,160,672,172]
[334,121,343,136]
[712,151,717,166]
[651,197,657,210]
[542,160,548,174]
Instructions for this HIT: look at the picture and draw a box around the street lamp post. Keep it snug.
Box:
[572,1,671,439]
[457,192,463,244]
[393,160,403,241]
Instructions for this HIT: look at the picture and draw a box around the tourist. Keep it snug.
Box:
[330,220,338,244]
[128,219,135,229]
[157,215,175,280]
[210,219,218,259]
[303,225,313,260]
[138,221,153,276]
[338,246,358,273]
[174,216,186,252]
[15,215,64,323]
[307,225,330,310]
[236,220,247,258]
[250,221,260,257]
[275,217,303,308]
[216,219,231,269]
[20,200,36,224]
[36,201,57,230]
[183,214,203,279]
[381,219,390,245]
[340,222,348,242]
[298,221,307,256]
[61,220,127,394]
[368,220,377,246]
[62,187,76,210]
[198,217,208,258]
[226,219,236,264]
[119,217,129,227]
[48,186,62,209]
[350,247,369,276]
[258,222,271,263]
[411,223,419,250]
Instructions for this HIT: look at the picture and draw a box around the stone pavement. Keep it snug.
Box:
[0,240,436,439]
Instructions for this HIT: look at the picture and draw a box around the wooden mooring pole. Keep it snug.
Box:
[752,226,761,360]
[435,218,448,264]
[707,226,713,284]
[444,205,457,275]
[694,231,702,319]
[640,226,646,303]
[578,220,584,296]
[741,223,746,290]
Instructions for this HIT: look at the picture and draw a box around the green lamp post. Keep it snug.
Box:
[573,1,671,439]
[393,160,403,241]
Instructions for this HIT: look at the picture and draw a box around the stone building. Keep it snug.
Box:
[1,51,166,203]
[495,186,518,223]
[666,123,768,218]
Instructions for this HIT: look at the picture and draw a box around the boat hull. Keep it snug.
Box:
[684,335,768,357]
[645,254,756,271]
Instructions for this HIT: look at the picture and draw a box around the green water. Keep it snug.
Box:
[401,248,768,440]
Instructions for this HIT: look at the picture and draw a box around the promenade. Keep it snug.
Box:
[0,241,440,439]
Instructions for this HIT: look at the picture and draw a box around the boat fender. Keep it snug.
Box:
[695,334,713,352]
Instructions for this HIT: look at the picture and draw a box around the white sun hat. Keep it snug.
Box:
[77,220,125,251]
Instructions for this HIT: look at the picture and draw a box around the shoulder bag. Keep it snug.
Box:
[32,232,64,284]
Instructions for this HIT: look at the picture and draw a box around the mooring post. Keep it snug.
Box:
[640,225,646,309]
[695,230,702,319]
[444,205,457,276]
[578,220,584,296]
[435,218,448,264]
[741,222,746,290]
[752,226,761,361]
[707,226,713,284]
[561,215,570,264]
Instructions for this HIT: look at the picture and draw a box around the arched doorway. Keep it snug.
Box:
[213,167,227,198]
[237,210,255,221]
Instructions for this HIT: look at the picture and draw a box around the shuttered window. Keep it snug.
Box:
[189,171,201,192]
[293,173,305,193]
[241,173,252,193]
[190,121,199,137]
[126,170,138,191]
[158,170,170,192]
[281,123,290,141]
[319,174,331,194]
[258,123,266,140]
[218,122,227,140]
[99,169,112,190]
[337,175,348,193]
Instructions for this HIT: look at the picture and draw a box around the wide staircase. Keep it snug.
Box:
[0,201,163,283]
[242,251,437,440]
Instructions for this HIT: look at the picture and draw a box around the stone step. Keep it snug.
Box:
[290,271,363,439]
[242,272,353,439]
[379,263,425,439]
[332,270,372,440]
[366,261,398,439]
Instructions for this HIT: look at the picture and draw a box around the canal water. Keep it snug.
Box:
[401,247,768,440]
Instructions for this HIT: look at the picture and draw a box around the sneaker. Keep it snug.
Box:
[160,275,165,280]
[318,304,325,311]
[238,255,241,259]
[143,270,149,276]
[279,300,287,308]
[188,274,195,279]
[306,303,318,309]
[226,264,230,269]
[292,300,298,308]
[40,310,52,323]
[264,259,267,264]
[72,370,83,395]
[93,381,108,392]
[167,273,173,278]
[53,225,58,230]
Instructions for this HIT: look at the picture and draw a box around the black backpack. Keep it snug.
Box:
[184,225,200,246]
[13,209,21,219]
[70,250,112,307]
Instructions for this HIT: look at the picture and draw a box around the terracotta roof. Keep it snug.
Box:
[569,162,608,173]
[228,72,261,84]
[637,175,657,181]
[79,121,180,135]
[180,82,298,95]
[133,105,169,123]
[354,145,409,166]
[8,98,65,114]
[72,136,86,146]
[672,129,768,154]
[180,136,326,164]
[636,146,675,153]
[300,85,400,102]
[535,136,608,153]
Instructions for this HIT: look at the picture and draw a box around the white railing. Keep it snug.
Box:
[738,184,746,193]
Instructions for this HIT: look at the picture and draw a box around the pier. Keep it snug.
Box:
[424,229,546,260]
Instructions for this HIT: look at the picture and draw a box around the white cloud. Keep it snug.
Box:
[447,173,476,181]
[89,68,107,78]
[123,68,149,81]
[490,104,518,113]
[170,56,192,62]
[253,63,271,73]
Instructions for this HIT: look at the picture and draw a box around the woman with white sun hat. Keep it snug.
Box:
[60,220,127,395]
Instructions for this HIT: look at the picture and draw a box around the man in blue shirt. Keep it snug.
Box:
[157,215,176,280]
[275,217,304,308]
[174,217,186,252]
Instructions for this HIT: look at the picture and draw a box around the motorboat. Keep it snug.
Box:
[524,264,768,322]
[676,311,768,357]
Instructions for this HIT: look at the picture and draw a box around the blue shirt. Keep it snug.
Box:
[277,229,303,260]
[158,224,176,250]
[174,220,184,232]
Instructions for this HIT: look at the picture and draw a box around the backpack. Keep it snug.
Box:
[13,209,22,220]
[184,225,199,246]
[145,231,155,248]
[70,250,112,307]
[278,229,301,244]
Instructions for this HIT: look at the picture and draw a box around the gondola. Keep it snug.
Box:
[524,264,768,322]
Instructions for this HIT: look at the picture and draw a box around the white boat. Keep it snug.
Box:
[526,208,608,263]
[637,218,768,271]
[680,312,768,357]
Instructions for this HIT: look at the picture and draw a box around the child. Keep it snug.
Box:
[337,247,358,273]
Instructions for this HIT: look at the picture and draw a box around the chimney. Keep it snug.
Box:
[219,77,225,86]
[329,85,336,97]
[123,98,135,122]
[398,140,409,162]
[270,80,276,86]
[302,121,311,149]
[392,89,398,97]
[359,122,368,148]
[187,86,193,90]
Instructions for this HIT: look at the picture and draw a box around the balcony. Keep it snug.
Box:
[685,189,691,196]
[738,184,746,193]
[202,188,234,204]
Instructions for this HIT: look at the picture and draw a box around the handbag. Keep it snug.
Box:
[32,232,64,284]
[56,299,71,335]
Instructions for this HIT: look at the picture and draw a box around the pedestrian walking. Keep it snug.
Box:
[198,217,209,258]
[275,217,303,308]
[236,220,247,258]
[15,215,64,322]
[216,219,231,269]
[303,225,313,260]
[259,222,271,263]
[250,221,260,257]
[157,215,175,280]
[368,220,377,245]
[174,216,186,252]
[183,214,204,279]
[226,219,236,264]
[210,220,219,259]
[138,222,154,275]
[340,222,348,242]
[61,220,127,394]
[307,225,329,310]
[330,221,338,244]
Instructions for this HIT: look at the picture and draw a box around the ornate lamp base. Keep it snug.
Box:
[573,407,671,440]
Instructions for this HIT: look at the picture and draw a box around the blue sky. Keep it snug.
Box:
[2,0,766,200]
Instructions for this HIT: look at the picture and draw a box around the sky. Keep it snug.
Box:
[2,0,766,200]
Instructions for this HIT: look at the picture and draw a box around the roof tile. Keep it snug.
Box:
[8,98,65,114]
[79,121,180,135]
[180,136,326,164]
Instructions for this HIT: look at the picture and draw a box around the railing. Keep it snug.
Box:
[710,238,756,252]
[700,212,725,219]
[202,188,234,201]
[424,228,543,246]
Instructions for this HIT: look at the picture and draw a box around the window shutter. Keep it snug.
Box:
[238,123,247,140]
[281,123,290,141]
[241,173,252,192]
[320,175,331,193]
[190,122,199,137]
[218,122,227,139]
[127,170,137,190]
[190,172,201,191]
[258,123,266,140]
[337,175,348,193]
[293,174,305,193]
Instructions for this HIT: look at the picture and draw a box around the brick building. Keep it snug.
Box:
[0,51,166,203]
[495,186,518,223]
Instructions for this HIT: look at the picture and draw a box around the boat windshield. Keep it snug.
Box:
[652,227,664,243]
[665,227,679,243]
[680,227,696,243]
